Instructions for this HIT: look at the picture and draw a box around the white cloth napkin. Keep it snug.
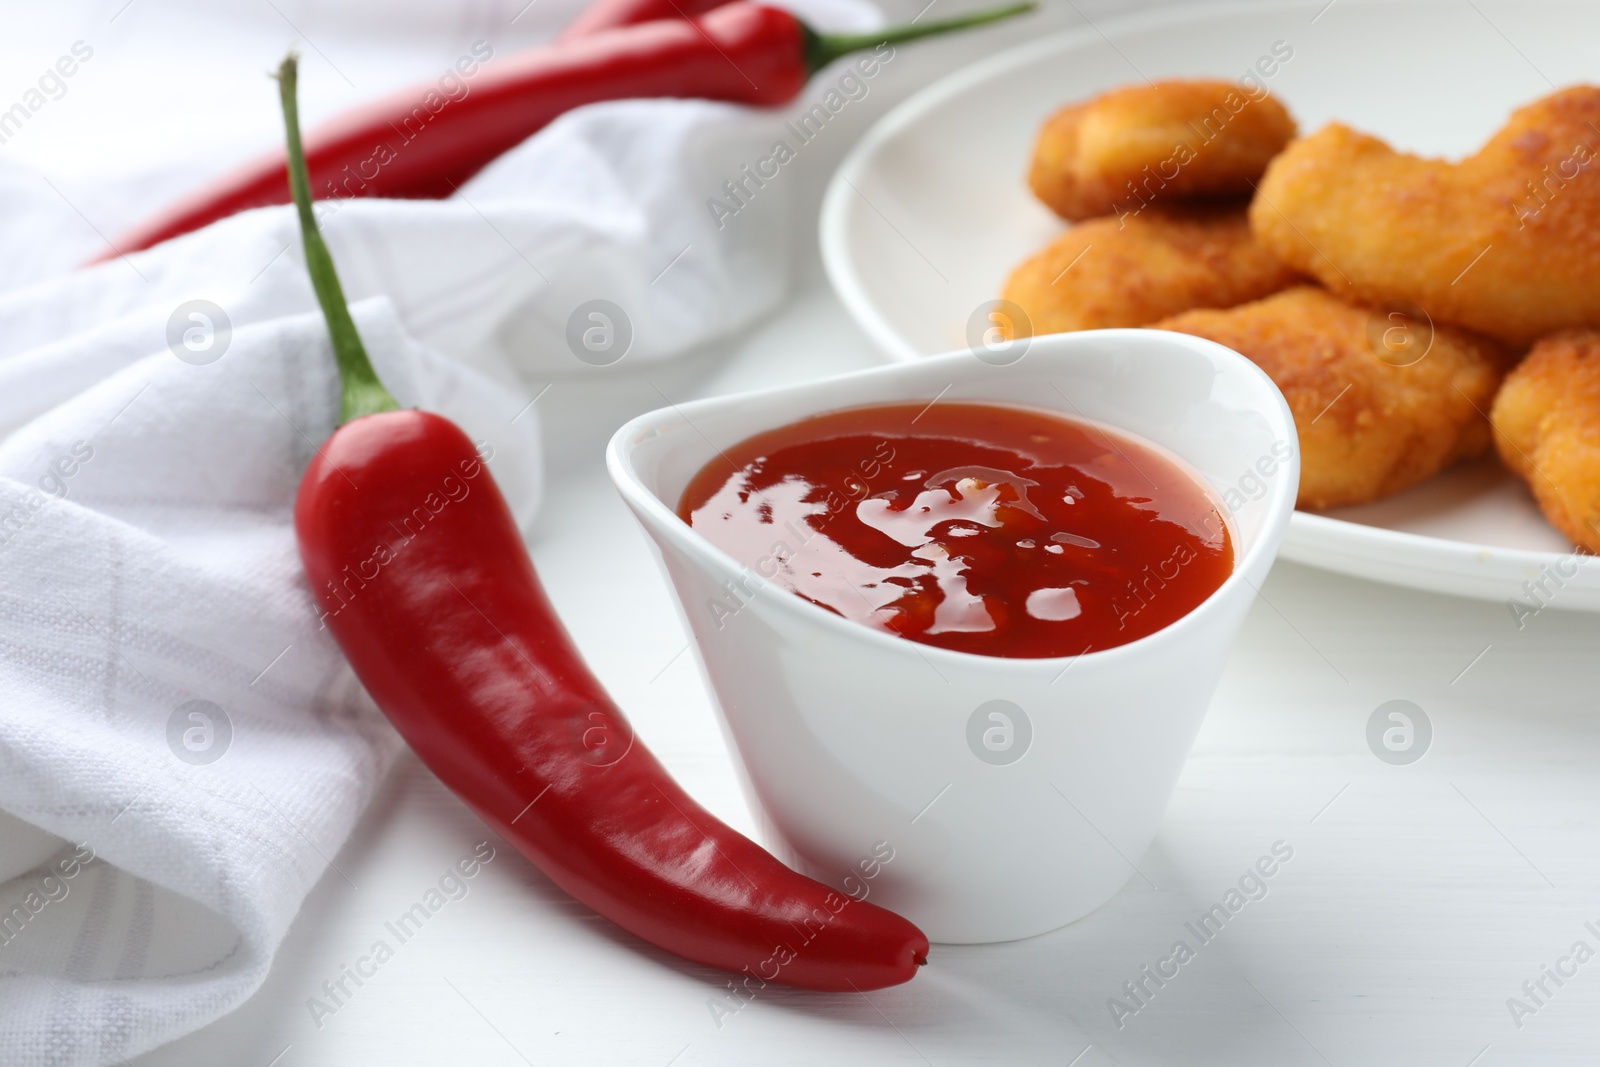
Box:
[0,0,881,1062]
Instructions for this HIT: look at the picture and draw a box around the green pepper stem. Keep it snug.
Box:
[802,1,1035,74]
[276,53,399,425]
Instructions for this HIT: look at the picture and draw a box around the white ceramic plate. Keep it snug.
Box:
[820,0,1600,611]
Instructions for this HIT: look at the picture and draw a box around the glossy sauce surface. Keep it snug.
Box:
[678,402,1233,658]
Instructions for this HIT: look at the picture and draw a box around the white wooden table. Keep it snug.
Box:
[108,3,1600,1063]
[126,254,1600,1066]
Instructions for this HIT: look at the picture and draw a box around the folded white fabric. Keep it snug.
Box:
[0,0,881,1061]
[0,302,540,1064]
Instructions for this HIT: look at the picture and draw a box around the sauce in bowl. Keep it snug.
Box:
[678,402,1232,658]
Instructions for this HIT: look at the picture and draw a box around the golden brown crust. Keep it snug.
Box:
[1000,206,1302,336]
[1250,86,1600,346]
[1154,287,1512,510]
[1490,330,1600,552]
[1028,79,1297,221]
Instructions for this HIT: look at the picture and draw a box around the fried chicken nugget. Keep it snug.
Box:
[1154,287,1511,509]
[1251,86,1600,347]
[1491,330,1600,552]
[1029,79,1297,221]
[1000,207,1301,336]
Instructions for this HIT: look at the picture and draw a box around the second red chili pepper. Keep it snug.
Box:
[91,1,1032,262]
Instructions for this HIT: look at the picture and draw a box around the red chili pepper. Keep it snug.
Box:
[559,0,734,40]
[275,54,929,990]
[89,1,1031,263]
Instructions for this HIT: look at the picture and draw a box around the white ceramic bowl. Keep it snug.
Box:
[606,329,1298,943]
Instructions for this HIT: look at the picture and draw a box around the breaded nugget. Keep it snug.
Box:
[1251,86,1600,347]
[1000,207,1301,336]
[1491,330,1600,552]
[1029,79,1297,221]
[1154,287,1511,509]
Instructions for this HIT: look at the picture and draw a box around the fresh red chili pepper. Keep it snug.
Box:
[559,0,734,41]
[89,1,1031,263]
[275,54,929,991]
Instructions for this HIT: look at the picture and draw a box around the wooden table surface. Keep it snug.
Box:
[125,254,1600,1066]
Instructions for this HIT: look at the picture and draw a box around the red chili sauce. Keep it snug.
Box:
[677,402,1233,658]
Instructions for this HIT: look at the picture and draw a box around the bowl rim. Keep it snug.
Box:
[606,328,1299,673]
